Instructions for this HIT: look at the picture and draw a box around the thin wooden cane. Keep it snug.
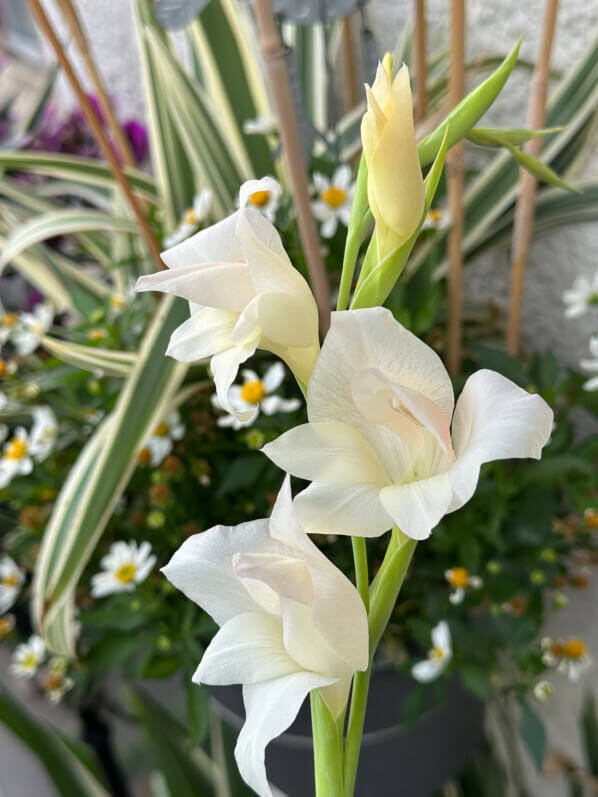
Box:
[506,0,559,356]
[446,0,465,378]
[342,15,359,111]
[27,0,164,271]
[414,0,427,122]
[253,0,331,335]
[55,0,137,168]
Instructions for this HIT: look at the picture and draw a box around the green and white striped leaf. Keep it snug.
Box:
[33,296,189,655]
[41,336,136,377]
[0,209,141,270]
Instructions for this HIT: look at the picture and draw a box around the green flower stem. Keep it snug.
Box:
[311,691,345,797]
[351,536,369,612]
[343,528,417,796]
[337,155,371,312]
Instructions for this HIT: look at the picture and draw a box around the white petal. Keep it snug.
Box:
[262,362,285,392]
[312,172,329,193]
[280,599,349,676]
[321,215,338,238]
[211,340,260,419]
[264,422,390,485]
[255,291,318,348]
[450,370,553,511]
[431,621,451,655]
[449,588,464,605]
[233,552,314,606]
[236,672,336,797]
[194,612,300,685]
[161,520,291,626]
[583,375,598,391]
[379,471,453,540]
[294,482,393,538]
[332,164,352,190]
[260,396,301,415]
[239,177,281,209]
[411,658,446,683]
[161,210,245,268]
[166,307,237,362]
[308,308,454,428]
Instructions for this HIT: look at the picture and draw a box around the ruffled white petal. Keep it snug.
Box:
[379,471,453,541]
[294,481,393,538]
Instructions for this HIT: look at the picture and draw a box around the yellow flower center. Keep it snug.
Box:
[183,208,198,225]
[322,186,347,208]
[0,616,14,636]
[115,562,137,583]
[2,314,17,327]
[0,360,6,377]
[110,295,127,309]
[430,646,445,660]
[427,209,444,223]
[154,421,170,438]
[22,652,37,670]
[5,438,27,460]
[88,329,105,341]
[565,638,586,660]
[448,567,469,588]
[248,190,271,208]
[44,672,63,691]
[2,574,17,588]
[240,379,266,404]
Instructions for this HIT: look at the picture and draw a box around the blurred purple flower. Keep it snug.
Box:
[123,119,148,165]
[25,290,44,312]
[73,94,105,126]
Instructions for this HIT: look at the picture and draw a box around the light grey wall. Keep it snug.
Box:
[41,0,598,368]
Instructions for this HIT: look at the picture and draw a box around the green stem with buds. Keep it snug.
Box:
[311,691,345,796]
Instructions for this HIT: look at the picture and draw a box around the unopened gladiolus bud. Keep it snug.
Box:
[361,61,424,262]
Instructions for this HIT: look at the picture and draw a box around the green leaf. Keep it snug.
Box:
[467,126,563,147]
[33,297,189,655]
[581,691,598,776]
[41,336,136,378]
[519,699,547,770]
[504,142,580,192]
[0,686,109,797]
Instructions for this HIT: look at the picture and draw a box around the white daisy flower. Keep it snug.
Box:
[0,555,25,613]
[239,176,282,222]
[211,362,301,430]
[311,164,355,238]
[90,540,156,598]
[0,428,34,487]
[412,621,452,683]
[444,567,483,605]
[422,208,450,230]
[542,636,592,682]
[533,680,554,702]
[563,272,598,318]
[10,635,46,679]
[43,658,74,704]
[163,189,212,249]
[0,312,19,345]
[141,411,185,467]
[243,114,277,136]
[109,281,136,315]
[580,335,598,391]
[12,302,54,356]
[28,406,58,462]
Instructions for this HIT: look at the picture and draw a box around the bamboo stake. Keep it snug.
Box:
[55,0,137,168]
[252,0,331,335]
[342,15,358,111]
[414,0,427,122]
[27,0,164,271]
[446,0,465,378]
[506,0,559,356]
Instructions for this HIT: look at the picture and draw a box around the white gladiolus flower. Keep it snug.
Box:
[243,114,277,136]
[0,555,25,613]
[12,302,54,355]
[211,362,301,430]
[563,272,598,318]
[444,567,483,605]
[311,165,355,238]
[580,335,598,391]
[141,411,185,466]
[239,176,282,223]
[162,477,368,797]
[90,540,156,598]
[163,189,212,249]
[10,635,46,678]
[412,621,452,683]
[135,196,320,420]
[264,308,553,541]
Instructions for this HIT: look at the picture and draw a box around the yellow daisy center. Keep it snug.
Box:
[427,209,444,223]
[183,208,198,225]
[430,646,445,660]
[565,638,586,660]
[88,329,105,341]
[2,574,17,587]
[5,438,27,460]
[0,360,6,378]
[0,616,14,636]
[115,562,137,583]
[44,672,63,691]
[2,314,17,327]
[240,379,266,404]
[23,652,37,669]
[448,567,469,588]
[248,190,270,208]
[322,186,347,208]
[154,421,170,437]
[110,295,127,309]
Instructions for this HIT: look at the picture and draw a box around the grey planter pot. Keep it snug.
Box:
[211,669,485,796]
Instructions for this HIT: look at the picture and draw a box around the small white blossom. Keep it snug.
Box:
[0,312,19,345]
[311,165,354,238]
[44,658,74,704]
[211,362,301,430]
[243,114,277,136]
[533,680,554,702]
[563,273,598,318]
[142,411,185,466]
[12,303,54,355]
[239,176,281,222]
[0,555,24,613]
[444,567,483,605]
[163,189,212,248]
[109,281,136,315]
[10,635,46,679]
[412,621,452,682]
[422,208,450,230]
[29,406,58,462]
[580,335,598,392]
[0,428,34,487]
[542,636,592,682]
[90,540,156,598]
